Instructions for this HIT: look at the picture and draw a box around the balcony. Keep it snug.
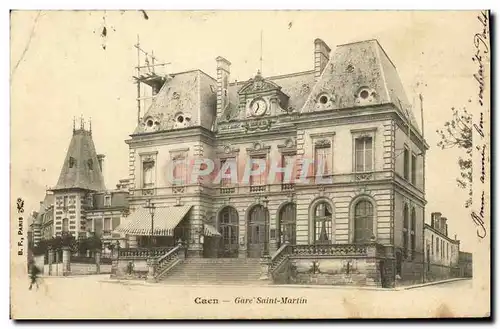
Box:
[290,243,386,258]
[281,183,295,191]
[219,187,236,194]
[250,185,267,193]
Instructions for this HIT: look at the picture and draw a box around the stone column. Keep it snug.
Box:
[62,247,71,276]
[146,257,158,282]
[48,249,55,276]
[259,255,272,283]
[95,251,101,274]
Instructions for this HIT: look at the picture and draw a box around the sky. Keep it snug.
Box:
[10,10,486,252]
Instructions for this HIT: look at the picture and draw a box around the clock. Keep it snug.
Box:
[250,98,268,116]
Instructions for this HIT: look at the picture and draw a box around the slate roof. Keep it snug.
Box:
[53,129,106,191]
[132,38,420,134]
[301,39,420,130]
[134,70,217,134]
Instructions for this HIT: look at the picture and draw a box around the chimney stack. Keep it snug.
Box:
[314,38,331,79]
[216,56,231,119]
[97,154,105,172]
[431,212,442,229]
[441,217,448,236]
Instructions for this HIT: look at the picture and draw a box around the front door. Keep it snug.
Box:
[218,206,239,258]
[247,205,269,258]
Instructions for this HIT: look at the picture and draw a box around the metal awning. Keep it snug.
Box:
[114,205,192,236]
[204,223,221,237]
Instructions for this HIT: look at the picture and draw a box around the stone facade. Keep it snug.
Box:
[121,38,429,286]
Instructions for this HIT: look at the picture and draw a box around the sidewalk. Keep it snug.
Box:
[99,277,470,290]
[399,277,469,290]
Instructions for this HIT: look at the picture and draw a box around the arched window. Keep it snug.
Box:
[403,204,409,256]
[410,208,416,259]
[313,202,332,244]
[354,200,374,243]
[278,203,296,246]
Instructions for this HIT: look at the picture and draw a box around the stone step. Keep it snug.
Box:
[159,257,264,284]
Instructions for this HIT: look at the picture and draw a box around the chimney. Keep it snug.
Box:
[97,154,105,172]
[431,212,441,229]
[216,56,231,118]
[441,217,448,235]
[314,38,331,79]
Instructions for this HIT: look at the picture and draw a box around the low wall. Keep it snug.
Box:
[425,263,456,282]
[112,258,149,280]
[42,263,112,276]
[288,257,382,287]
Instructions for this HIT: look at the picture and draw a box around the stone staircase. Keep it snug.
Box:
[158,258,265,285]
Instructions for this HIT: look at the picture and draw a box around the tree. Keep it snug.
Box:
[436,106,472,207]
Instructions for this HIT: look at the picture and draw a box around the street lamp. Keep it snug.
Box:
[144,199,156,257]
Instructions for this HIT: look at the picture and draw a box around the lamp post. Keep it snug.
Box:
[144,199,156,258]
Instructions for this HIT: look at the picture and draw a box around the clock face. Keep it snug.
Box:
[250,99,267,116]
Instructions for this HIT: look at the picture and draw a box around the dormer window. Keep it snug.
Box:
[87,159,93,170]
[104,194,111,207]
[69,157,76,168]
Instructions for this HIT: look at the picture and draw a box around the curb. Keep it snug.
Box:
[399,278,470,290]
[98,278,470,290]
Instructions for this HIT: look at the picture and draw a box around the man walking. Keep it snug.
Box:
[28,263,41,290]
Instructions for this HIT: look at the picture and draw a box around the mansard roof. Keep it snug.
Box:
[133,69,217,134]
[301,39,420,130]
[53,128,106,191]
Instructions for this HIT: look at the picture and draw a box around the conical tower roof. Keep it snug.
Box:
[52,121,106,191]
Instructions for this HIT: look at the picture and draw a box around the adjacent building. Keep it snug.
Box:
[424,212,461,281]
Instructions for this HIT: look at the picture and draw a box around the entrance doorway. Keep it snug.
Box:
[247,205,269,258]
[218,206,239,258]
[278,203,296,247]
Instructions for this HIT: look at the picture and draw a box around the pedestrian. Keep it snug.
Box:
[29,263,41,290]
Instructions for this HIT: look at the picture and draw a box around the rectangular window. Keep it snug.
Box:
[172,156,187,186]
[314,144,332,176]
[411,153,417,185]
[403,148,410,180]
[281,154,296,183]
[250,156,266,186]
[63,196,68,210]
[436,237,439,254]
[62,218,69,233]
[142,160,155,188]
[104,195,111,207]
[220,158,235,187]
[355,137,373,172]
[103,218,111,231]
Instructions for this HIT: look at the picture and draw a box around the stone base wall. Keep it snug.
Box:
[425,263,455,282]
[288,257,383,287]
[112,258,149,279]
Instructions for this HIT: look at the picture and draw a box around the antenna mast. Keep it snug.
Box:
[259,30,263,73]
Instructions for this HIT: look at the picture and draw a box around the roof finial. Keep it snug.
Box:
[89,117,92,134]
[80,114,84,130]
[73,117,76,133]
